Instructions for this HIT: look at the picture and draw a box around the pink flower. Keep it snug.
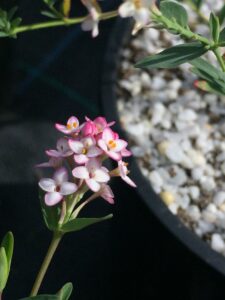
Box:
[110,161,136,187]
[39,167,78,206]
[98,128,128,161]
[81,119,98,136]
[68,136,103,164]
[93,116,115,133]
[118,161,136,187]
[99,184,114,204]
[46,138,73,158]
[55,116,80,135]
[72,158,110,192]
[36,157,63,168]
[82,116,115,136]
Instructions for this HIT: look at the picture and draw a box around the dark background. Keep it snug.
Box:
[1,0,225,299]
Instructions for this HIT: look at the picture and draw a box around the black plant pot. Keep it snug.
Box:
[101,18,225,277]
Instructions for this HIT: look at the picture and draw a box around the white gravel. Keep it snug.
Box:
[116,0,225,255]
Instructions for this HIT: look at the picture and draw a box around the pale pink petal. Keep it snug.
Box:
[60,182,77,195]
[118,161,127,178]
[36,162,51,168]
[108,150,121,161]
[46,150,61,158]
[87,146,103,157]
[118,1,135,17]
[45,192,63,206]
[100,184,115,204]
[67,116,79,127]
[121,148,132,157]
[74,154,89,164]
[81,17,94,32]
[39,178,56,192]
[92,22,99,38]
[55,123,71,134]
[82,136,96,147]
[94,169,110,182]
[72,166,89,179]
[86,178,100,192]
[123,175,137,188]
[98,139,108,151]
[113,139,128,152]
[102,127,115,143]
[57,138,72,154]
[68,140,84,154]
[53,167,68,184]
[86,158,101,172]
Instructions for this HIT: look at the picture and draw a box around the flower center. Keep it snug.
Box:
[108,140,116,149]
[82,148,88,155]
[133,0,142,9]
[67,122,78,129]
[55,186,60,192]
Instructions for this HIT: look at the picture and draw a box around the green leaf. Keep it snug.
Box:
[1,232,14,269]
[218,4,225,25]
[136,42,207,69]
[209,13,220,43]
[191,58,225,82]
[58,282,73,300]
[11,17,22,29]
[61,214,113,233]
[191,0,203,9]
[194,80,225,96]
[219,27,225,43]
[0,247,8,292]
[39,190,61,231]
[0,31,8,37]
[19,295,58,300]
[160,0,188,28]
[41,10,58,19]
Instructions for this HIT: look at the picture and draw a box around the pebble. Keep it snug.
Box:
[117,0,225,256]
[211,234,225,253]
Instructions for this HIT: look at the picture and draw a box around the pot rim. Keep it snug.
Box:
[101,18,225,276]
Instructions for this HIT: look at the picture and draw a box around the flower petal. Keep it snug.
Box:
[74,154,89,164]
[53,167,68,184]
[94,169,110,182]
[60,182,77,195]
[72,166,89,179]
[39,178,56,192]
[123,175,137,188]
[45,192,63,206]
[118,1,135,17]
[55,123,71,134]
[68,140,84,154]
[86,178,100,192]
[46,150,61,158]
[86,157,101,172]
[100,184,115,204]
[107,150,121,161]
[98,139,108,151]
[113,139,128,152]
[87,146,103,157]
[134,8,150,25]
[102,127,115,143]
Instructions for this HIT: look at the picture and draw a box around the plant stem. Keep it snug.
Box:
[30,231,64,297]
[213,48,225,72]
[0,292,2,300]
[13,10,118,35]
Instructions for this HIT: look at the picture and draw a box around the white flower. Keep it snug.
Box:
[118,0,152,34]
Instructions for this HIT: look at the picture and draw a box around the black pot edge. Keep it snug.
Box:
[101,18,225,277]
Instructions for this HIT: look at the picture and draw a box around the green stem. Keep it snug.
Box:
[213,48,225,72]
[13,10,118,35]
[30,231,64,297]
[151,9,213,46]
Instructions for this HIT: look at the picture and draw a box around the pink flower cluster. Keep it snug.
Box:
[38,116,136,207]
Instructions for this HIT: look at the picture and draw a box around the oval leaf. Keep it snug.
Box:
[209,13,220,43]
[0,247,8,292]
[160,0,188,27]
[58,282,73,300]
[135,42,207,69]
[61,214,113,233]
[1,231,14,269]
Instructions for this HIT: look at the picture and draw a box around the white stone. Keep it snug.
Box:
[211,234,225,253]
[178,109,197,122]
[177,194,190,209]
[149,170,164,190]
[165,142,185,163]
[151,103,166,125]
[187,205,201,221]
[187,149,206,166]
[198,220,215,234]
[167,166,187,186]
[221,162,225,175]
[151,77,166,90]
[191,167,204,181]
[213,192,225,206]
[189,186,200,201]
[168,202,178,215]
[200,176,216,192]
